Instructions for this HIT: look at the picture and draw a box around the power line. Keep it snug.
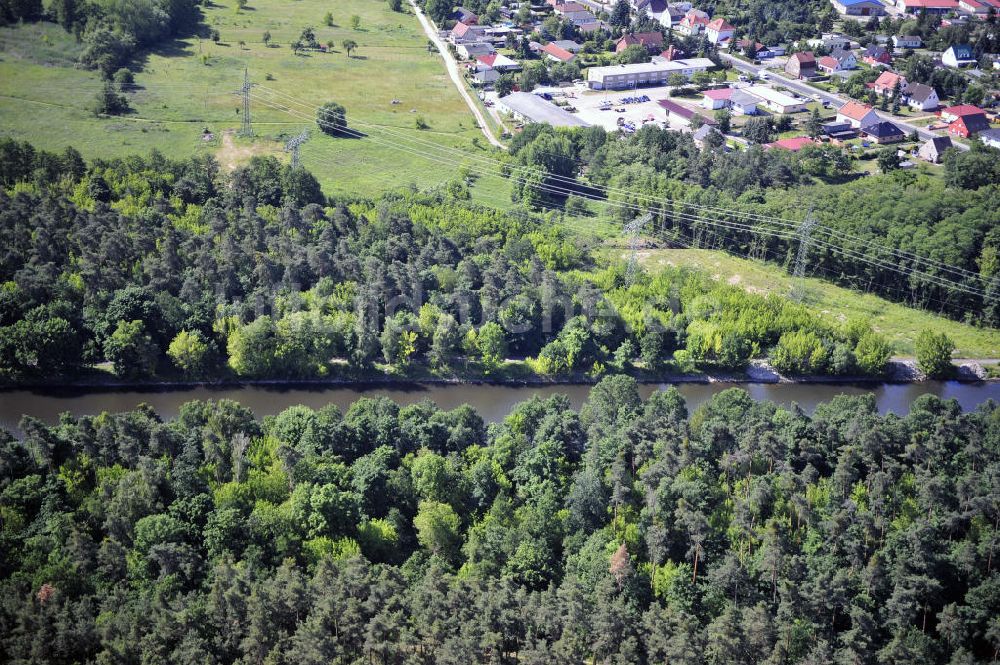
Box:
[284,129,309,169]
[253,84,989,288]
[249,91,992,303]
[237,68,253,138]
[623,212,652,286]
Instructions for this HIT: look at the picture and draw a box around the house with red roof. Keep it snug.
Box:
[701,88,734,109]
[959,0,1000,16]
[659,44,684,61]
[870,71,907,96]
[476,53,520,71]
[450,22,488,44]
[948,113,991,138]
[541,42,576,63]
[675,9,710,35]
[862,45,893,66]
[766,136,815,151]
[900,0,959,13]
[615,32,664,54]
[942,105,991,137]
[941,104,987,122]
[705,18,735,45]
[837,101,880,128]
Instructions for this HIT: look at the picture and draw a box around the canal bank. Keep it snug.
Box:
[2,380,998,433]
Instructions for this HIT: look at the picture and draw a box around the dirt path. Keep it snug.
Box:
[407,0,506,150]
[217,129,280,171]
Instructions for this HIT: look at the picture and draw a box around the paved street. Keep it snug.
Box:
[719,53,969,151]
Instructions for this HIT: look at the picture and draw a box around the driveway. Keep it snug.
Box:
[408,0,506,149]
[719,53,968,151]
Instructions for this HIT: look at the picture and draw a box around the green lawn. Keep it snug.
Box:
[630,248,1000,358]
[0,0,502,200]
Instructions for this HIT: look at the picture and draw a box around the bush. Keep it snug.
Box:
[113,67,134,91]
[316,102,347,136]
[915,329,954,378]
[771,330,829,375]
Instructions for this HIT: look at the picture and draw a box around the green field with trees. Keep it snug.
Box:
[1,379,998,663]
[0,0,499,199]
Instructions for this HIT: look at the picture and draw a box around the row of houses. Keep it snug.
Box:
[831,0,1000,16]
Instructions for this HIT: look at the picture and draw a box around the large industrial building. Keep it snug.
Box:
[496,92,591,128]
[586,58,716,90]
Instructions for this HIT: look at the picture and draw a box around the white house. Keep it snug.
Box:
[942,44,977,67]
[905,83,940,111]
[745,86,808,113]
[729,90,759,115]
[701,88,733,110]
[980,129,1000,149]
[705,18,735,45]
[837,101,880,128]
[892,35,922,49]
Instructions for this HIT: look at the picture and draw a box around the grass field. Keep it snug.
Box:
[0,0,510,200]
[628,247,1000,358]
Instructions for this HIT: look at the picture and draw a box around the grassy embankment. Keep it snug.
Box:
[0,0,514,202]
[627,247,1000,359]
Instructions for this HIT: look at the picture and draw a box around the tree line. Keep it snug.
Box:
[1,379,998,663]
[0,139,918,382]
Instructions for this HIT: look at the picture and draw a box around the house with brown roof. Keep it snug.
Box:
[615,32,664,54]
[862,45,893,66]
[918,136,953,162]
[658,98,718,128]
[905,83,939,111]
[785,52,817,79]
[837,101,880,128]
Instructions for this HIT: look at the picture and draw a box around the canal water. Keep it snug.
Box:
[2,380,998,432]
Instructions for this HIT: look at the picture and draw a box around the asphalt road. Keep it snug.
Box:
[719,53,968,151]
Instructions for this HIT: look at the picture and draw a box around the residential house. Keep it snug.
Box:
[736,39,766,58]
[832,0,887,14]
[692,124,724,147]
[746,86,809,113]
[552,1,592,20]
[658,98,718,128]
[942,44,977,67]
[808,33,853,51]
[905,83,940,111]
[980,128,1000,148]
[450,22,489,44]
[457,42,497,59]
[705,18,735,45]
[822,120,858,140]
[861,120,905,143]
[837,100,880,128]
[675,9,710,35]
[701,87,734,109]
[541,42,576,63]
[552,40,582,53]
[918,136,954,161]
[819,49,858,73]
[766,136,815,151]
[453,7,479,24]
[615,32,665,54]
[729,90,759,115]
[892,35,922,49]
[476,53,521,71]
[785,52,817,79]
[871,71,908,95]
[862,45,893,66]
[944,106,991,136]
[941,104,986,122]
[658,44,685,61]
[472,68,499,85]
[899,0,959,13]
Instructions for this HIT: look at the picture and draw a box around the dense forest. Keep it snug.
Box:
[506,124,1000,325]
[0,139,910,382]
[0,380,998,663]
